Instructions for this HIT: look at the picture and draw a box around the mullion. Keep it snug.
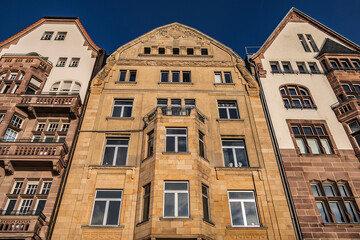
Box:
[112,146,119,166]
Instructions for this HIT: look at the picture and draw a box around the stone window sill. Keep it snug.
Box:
[81,225,125,228]
[158,82,193,85]
[226,225,267,229]
[159,217,193,221]
[106,117,134,120]
[214,83,235,86]
[215,167,261,171]
[115,81,137,84]
[88,165,136,169]
[216,118,245,121]
[162,152,191,155]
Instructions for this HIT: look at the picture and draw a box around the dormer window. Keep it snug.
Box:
[55,32,67,40]
[41,31,53,40]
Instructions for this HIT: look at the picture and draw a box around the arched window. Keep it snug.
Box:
[50,81,81,94]
[280,85,316,109]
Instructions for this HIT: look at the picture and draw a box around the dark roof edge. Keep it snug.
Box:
[42,16,78,20]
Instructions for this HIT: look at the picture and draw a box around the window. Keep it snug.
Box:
[282,62,293,73]
[308,62,320,74]
[142,184,150,221]
[160,70,191,83]
[280,85,316,109]
[348,120,360,133]
[48,123,59,131]
[173,48,179,55]
[202,184,210,221]
[157,99,168,114]
[222,140,249,167]
[25,182,38,195]
[291,123,334,155]
[214,72,222,83]
[118,70,127,82]
[37,123,45,131]
[218,101,239,119]
[9,72,17,80]
[297,62,308,74]
[199,131,205,158]
[340,59,351,70]
[164,182,189,218]
[147,130,154,157]
[329,59,340,70]
[41,31,53,40]
[57,136,66,143]
[35,199,46,214]
[25,86,36,94]
[12,181,23,195]
[171,99,181,116]
[19,199,33,214]
[90,190,122,226]
[50,82,60,91]
[1,84,11,94]
[306,34,319,52]
[214,72,233,83]
[10,114,24,128]
[5,199,17,214]
[298,34,311,52]
[311,181,359,223]
[228,191,260,227]
[185,99,195,115]
[0,113,4,123]
[102,139,129,166]
[55,32,67,40]
[4,128,18,141]
[187,48,194,55]
[270,61,281,73]
[144,47,151,54]
[129,70,136,82]
[41,182,52,195]
[69,58,80,67]
[50,81,81,93]
[61,123,70,132]
[165,128,187,153]
[201,48,208,55]
[158,48,165,54]
[56,58,67,67]
[351,59,360,70]
[112,100,133,118]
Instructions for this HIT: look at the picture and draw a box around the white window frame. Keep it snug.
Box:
[228,191,260,227]
[11,181,23,195]
[163,181,189,218]
[55,32,67,40]
[112,100,133,118]
[41,181,52,195]
[36,123,45,131]
[25,181,38,195]
[56,57,67,67]
[90,190,123,226]
[102,138,129,166]
[222,140,249,167]
[4,128,18,141]
[18,199,33,215]
[47,122,59,132]
[10,114,24,128]
[9,72,17,80]
[34,199,47,213]
[41,31,53,40]
[165,128,188,153]
[61,123,70,132]
[217,101,239,119]
[69,58,80,67]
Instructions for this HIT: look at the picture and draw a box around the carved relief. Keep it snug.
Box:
[116,59,234,67]
[92,65,114,87]
[144,24,204,42]
[235,60,258,89]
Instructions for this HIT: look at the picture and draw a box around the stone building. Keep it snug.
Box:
[0,17,104,239]
[248,8,360,239]
[52,23,296,239]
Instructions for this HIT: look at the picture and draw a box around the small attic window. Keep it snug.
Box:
[187,48,194,55]
[173,48,179,55]
[55,32,67,41]
[41,32,54,40]
[201,49,208,55]
[159,48,165,54]
[144,47,151,54]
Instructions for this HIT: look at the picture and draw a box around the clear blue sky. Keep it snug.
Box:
[1,0,359,57]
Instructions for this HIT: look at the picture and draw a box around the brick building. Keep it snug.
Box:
[51,23,296,239]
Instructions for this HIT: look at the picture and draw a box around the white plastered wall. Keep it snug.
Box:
[260,22,352,150]
[0,23,97,100]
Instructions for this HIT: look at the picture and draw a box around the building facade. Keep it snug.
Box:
[0,17,104,239]
[249,8,360,239]
[52,23,296,240]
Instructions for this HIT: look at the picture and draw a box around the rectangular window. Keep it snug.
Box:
[10,115,24,128]
[41,31,53,40]
[9,73,17,80]
[222,140,249,167]
[351,59,360,70]
[19,199,33,214]
[170,99,181,116]
[308,62,320,74]
[112,100,133,117]
[35,199,46,214]
[147,130,154,157]
[102,139,129,166]
[218,100,239,119]
[297,62,308,74]
[224,72,232,83]
[316,201,331,223]
[41,182,52,195]
[161,71,169,82]
[306,34,319,52]
[4,128,18,141]
[48,123,59,131]
[340,59,351,70]
[172,71,180,82]
[61,123,70,132]
[342,84,351,92]
[298,34,311,52]
[55,32,67,40]
[12,181,23,195]
[164,182,189,217]
[202,184,210,221]
[199,131,205,158]
[214,72,222,83]
[165,128,187,153]
[270,61,281,73]
[282,62,293,73]
[118,70,127,82]
[173,48,179,55]
[142,184,151,221]
[187,48,194,55]
[69,58,80,67]
[201,48,208,55]
[158,48,165,54]
[214,72,233,83]
[228,191,260,227]
[144,47,151,54]
[329,59,340,70]
[183,71,191,82]
[26,182,38,195]
[129,70,136,82]
[37,123,45,131]
[56,58,67,67]
[185,99,195,115]
[157,99,168,114]
[348,121,360,133]
[5,199,17,215]
[90,190,122,226]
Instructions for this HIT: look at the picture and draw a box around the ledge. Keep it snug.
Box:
[106,117,134,120]
[216,118,245,121]
[158,82,193,85]
[142,155,154,163]
[322,223,360,226]
[162,152,191,155]
[226,226,267,229]
[203,219,215,226]
[115,81,137,84]
[159,217,193,221]
[81,225,125,228]
[215,167,261,171]
[214,83,235,86]
[88,165,136,169]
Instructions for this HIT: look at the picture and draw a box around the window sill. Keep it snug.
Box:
[203,219,215,226]
[226,225,267,229]
[106,117,134,120]
[215,167,260,171]
[162,152,191,155]
[159,217,193,221]
[158,82,193,85]
[88,165,136,169]
[298,153,338,157]
[216,118,244,121]
[322,223,360,226]
[81,225,125,228]
[115,81,137,84]
[214,83,235,86]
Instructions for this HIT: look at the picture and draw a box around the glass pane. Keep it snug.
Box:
[311,185,320,196]
[129,71,136,82]
[230,202,244,226]
[112,106,121,117]
[345,202,359,222]
[166,136,175,152]
[330,202,347,223]
[91,201,106,225]
[218,108,228,119]
[224,73,232,83]
[316,127,325,135]
[235,148,249,167]
[178,193,189,217]
[102,147,115,165]
[303,127,313,135]
[115,147,128,166]
[106,201,121,225]
[202,196,210,220]
[164,193,175,216]
[161,72,169,82]
[96,191,122,199]
[324,185,335,197]
[289,88,297,95]
[307,139,320,154]
[293,99,302,108]
[107,139,128,145]
[321,139,333,154]
[123,106,132,117]
[223,148,235,167]
[229,192,254,199]
[178,137,187,152]
[119,71,126,81]
[172,72,180,82]
[316,202,330,223]
[6,200,16,214]
[349,121,360,133]
[165,182,188,190]
[222,141,243,147]
[183,72,191,82]
[229,108,239,119]
[339,185,349,197]
[36,200,46,213]
[214,73,222,83]
[166,129,186,135]
[292,127,300,135]
[244,202,259,226]
[296,138,307,154]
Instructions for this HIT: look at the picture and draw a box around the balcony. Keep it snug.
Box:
[17,94,81,119]
[0,210,46,240]
[0,139,68,175]
[331,97,360,121]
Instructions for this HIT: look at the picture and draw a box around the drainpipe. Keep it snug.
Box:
[247,58,302,240]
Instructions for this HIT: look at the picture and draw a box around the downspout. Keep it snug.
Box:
[248,58,302,240]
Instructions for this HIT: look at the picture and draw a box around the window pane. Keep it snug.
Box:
[296,138,307,154]
[330,202,347,223]
[129,71,136,82]
[166,136,175,152]
[230,202,244,226]
[119,71,126,81]
[115,147,128,166]
[303,127,313,135]
[311,185,320,196]
[123,106,132,117]
[339,185,349,197]
[172,71,180,82]
[165,182,188,190]
[244,202,259,226]
[349,121,360,133]
[307,139,320,154]
[235,148,249,167]
[345,202,359,222]
[166,129,186,135]
[316,127,325,135]
[96,191,122,198]
[224,73,232,83]
[164,193,175,216]
[106,201,121,225]
[289,88,297,95]
[222,141,244,147]
[316,202,330,223]
[6,200,16,214]
[324,185,335,197]
[103,147,115,165]
[178,137,187,152]
[223,148,235,167]
[292,127,300,135]
[161,71,169,82]
[320,139,333,154]
[229,108,239,119]
[214,73,222,83]
[218,108,228,119]
[112,106,121,117]
[91,201,106,225]
[36,200,46,213]
[229,192,254,199]
[183,72,191,82]
[178,193,189,217]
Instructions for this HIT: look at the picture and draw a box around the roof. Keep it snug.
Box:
[251,7,360,60]
[0,17,101,53]
[318,38,359,56]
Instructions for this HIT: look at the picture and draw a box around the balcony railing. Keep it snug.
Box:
[0,210,45,240]
[20,95,76,105]
[331,98,360,121]
[285,103,317,110]
[0,139,68,156]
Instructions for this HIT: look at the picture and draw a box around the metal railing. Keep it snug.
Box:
[285,104,317,110]
[143,107,207,125]
[2,53,53,65]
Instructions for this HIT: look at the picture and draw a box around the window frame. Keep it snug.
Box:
[69,58,80,67]
[222,139,249,168]
[112,100,133,118]
[142,183,151,222]
[227,191,260,227]
[101,138,129,166]
[202,184,210,222]
[217,100,240,119]
[90,190,123,226]
[163,181,190,218]
[160,70,191,83]
[41,31,53,40]
[54,32,67,41]
[270,61,281,73]
[280,85,316,109]
[10,114,24,128]
[165,128,188,153]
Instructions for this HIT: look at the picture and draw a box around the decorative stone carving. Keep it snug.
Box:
[92,65,114,87]
[235,60,258,89]
[4,160,14,175]
[116,59,234,67]
[145,24,204,41]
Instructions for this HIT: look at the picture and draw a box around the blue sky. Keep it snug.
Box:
[1,0,359,57]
